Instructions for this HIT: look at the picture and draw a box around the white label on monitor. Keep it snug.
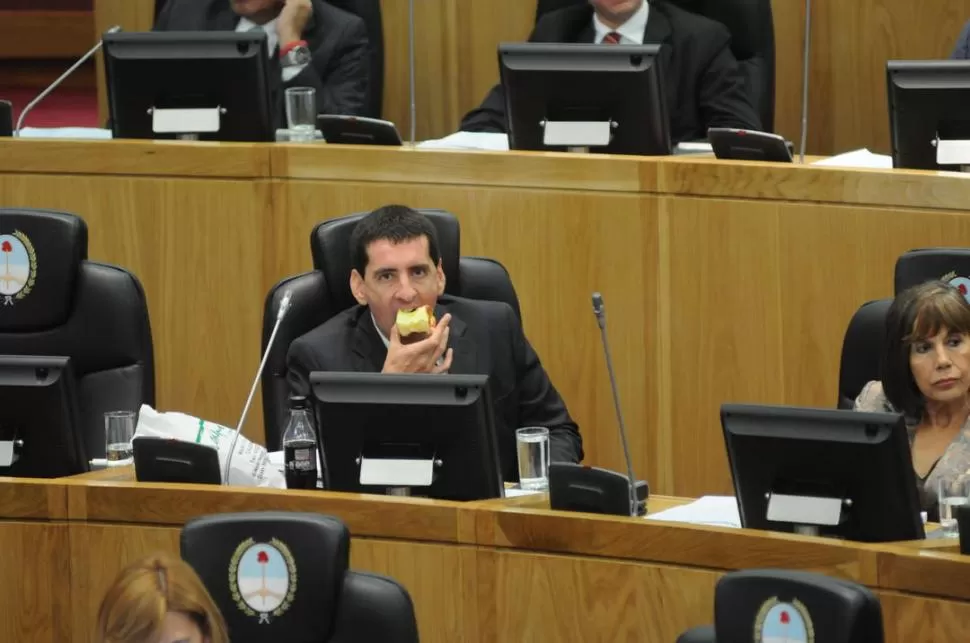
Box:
[542,121,612,147]
[0,440,14,467]
[935,139,970,166]
[359,457,434,487]
[151,107,221,134]
[766,493,842,526]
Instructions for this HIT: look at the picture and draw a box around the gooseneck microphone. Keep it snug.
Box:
[14,25,122,136]
[407,0,417,144]
[798,0,812,163]
[592,292,639,517]
[223,290,293,483]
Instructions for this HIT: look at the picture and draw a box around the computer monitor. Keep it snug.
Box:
[0,355,87,478]
[887,60,970,170]
[103,31,274,142]
[722,403,924,543]
[309,372,503,501]
[500,43,671,156]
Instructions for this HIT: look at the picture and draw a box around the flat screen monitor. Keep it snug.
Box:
[500,43,671,156]
[0,355,86,477]
[887,60,970,170]
[722,403,924,543]
[103,31,274,142]
[309,372,503,501]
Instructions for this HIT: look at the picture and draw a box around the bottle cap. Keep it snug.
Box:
[288,395,308,409]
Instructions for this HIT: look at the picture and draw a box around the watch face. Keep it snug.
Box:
[290,46,311,66]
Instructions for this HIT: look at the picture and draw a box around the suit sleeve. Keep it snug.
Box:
[152,0,174,29]
[506,305,584,464]
[459,84,509,133]
[285,338,319,398]
[290,17,369,116]
[696,30,762,132]
[952,20,970,59]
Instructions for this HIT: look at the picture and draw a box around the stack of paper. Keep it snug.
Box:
[645,495,741,528]
[812,148,892,169]
[416,131,510,152]
[16,127,113,140]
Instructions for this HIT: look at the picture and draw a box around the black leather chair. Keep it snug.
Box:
[326,0,385,118]
[895,248,970,296]
[837,299,891,409]
[677,569,884,643]
[181,511,419,643]
[534,0,776,131]
[0,208,154,470]
[260,209,521,450]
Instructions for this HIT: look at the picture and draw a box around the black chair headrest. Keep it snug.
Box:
[838,299,891,409]
[895,248,970,299]
[714,569,884,643]
[0,209,87,332]
[181,512,350,643]
[310,209,461,313]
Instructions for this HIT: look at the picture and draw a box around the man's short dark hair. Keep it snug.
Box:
[350,205,442,276]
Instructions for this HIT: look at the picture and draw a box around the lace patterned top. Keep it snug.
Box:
[854,380,970,518]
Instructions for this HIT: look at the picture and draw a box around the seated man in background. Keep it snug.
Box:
[460,0,761,143]
[155,0,369,119]
[953,19,970,58]
[286,205,583,481]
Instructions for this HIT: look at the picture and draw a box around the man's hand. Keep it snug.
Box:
[382,313,454,374]
[277,0,312,45]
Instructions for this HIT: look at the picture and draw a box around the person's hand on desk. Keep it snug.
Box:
[277,0,312,45]
[382,313,454,374]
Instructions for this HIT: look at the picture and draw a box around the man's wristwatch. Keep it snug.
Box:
[280,40,311,67]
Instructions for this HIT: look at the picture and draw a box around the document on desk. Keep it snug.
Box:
[17,127,113,140]
[812,148,893,169]
[416,131,510,152]
[646,495,741,528]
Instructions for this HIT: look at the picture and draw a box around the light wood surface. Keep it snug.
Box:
[0,10,94,59]
[6,477,970,643]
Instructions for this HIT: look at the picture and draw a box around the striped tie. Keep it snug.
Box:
[603,31,622,45]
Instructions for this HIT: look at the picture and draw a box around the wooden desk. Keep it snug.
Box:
[4,475,970,642]
[7,139,970,496]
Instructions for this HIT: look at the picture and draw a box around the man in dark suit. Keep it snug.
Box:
[460,0,761,143]
[155,0,369,120]
[286,205,583,482]
[953,19,970,59]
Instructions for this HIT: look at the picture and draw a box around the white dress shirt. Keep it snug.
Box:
[236,16,305,82]
[592,0,649,45]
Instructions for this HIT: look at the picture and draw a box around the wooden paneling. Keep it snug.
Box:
[879,591,970,643]
[93,0,157,124]
[0,521,71,643]
[0,477,67,519]
[476,549,718,643]
[0,10,94,59]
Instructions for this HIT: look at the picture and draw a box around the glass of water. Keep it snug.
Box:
[516,426,550,491]
[937,476,970,537]
[105,410,136,467]
[284,87,317,142]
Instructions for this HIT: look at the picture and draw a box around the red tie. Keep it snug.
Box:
[603,31,622,45]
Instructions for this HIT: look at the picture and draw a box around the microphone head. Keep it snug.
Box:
[277,290,293,320]
[591,292,605,316]
[105,25,122,34]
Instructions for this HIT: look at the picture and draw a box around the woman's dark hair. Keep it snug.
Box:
[881,280,970,419]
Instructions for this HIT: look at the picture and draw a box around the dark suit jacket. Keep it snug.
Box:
[155,0,369,120]
[286,295,584,482]
[953,19,970,59]
[459,0,761,143]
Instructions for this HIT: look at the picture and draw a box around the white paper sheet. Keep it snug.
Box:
[812,148,893,169]
[416,131,510,152]
[16,127,113,140]
[645,495,741,528]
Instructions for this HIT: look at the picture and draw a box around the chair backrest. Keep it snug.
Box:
[678,569,884,643]
[181,512,418,643]
[260,208,521,450]
[533,0,775,131]
[0,208,154,462]
[837,299,891,409]
[895,248,970,299]
[325,0,385,118]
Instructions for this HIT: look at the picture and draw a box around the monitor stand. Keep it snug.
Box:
[933,136,970,173]
[766,491,845,537]
[541,119,614,154]
[150,106,225,141]
[0,436,21,467]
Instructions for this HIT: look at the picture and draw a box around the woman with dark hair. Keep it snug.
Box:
[855,280,970,517]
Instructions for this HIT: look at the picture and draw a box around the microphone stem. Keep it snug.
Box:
[15,40,104,136]
[798,0,812,163]
[223,308,286,483]
[408,0,417,145]
[597,320,638,517]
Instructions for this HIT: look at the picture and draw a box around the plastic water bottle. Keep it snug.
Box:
[282,395,318,490]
